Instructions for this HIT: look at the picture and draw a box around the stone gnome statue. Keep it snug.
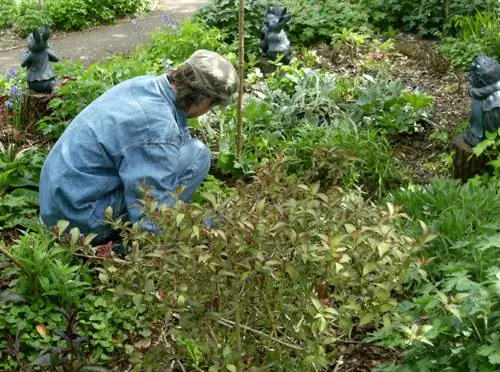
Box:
[463,55,500,147]
[260,5,292,68]
[21,26,59,94]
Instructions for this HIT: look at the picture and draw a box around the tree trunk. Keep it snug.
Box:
[20,90,52,130]
[451,133,492,182]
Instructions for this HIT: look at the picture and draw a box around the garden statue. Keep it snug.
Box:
[260,5,292,71]
[21,26,59,94]
[463,55,500,147]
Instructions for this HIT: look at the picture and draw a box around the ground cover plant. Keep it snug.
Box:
[1,1,499,370]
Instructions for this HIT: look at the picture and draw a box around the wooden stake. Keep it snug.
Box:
[236,0,245,157]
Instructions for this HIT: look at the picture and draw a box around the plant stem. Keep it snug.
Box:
[236,0,245,157]
[0,243,27,273]
[234,281,243,371]
[216,316,305,351]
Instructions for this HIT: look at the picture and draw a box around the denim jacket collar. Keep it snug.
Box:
[157,74,188,132]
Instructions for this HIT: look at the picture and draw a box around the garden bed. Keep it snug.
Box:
[1,1,499,371]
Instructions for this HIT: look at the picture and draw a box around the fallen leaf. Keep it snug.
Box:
[133,337,151,350]
[36,324,49,337]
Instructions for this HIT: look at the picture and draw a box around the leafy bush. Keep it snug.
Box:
[371,176,500,370]
[195,0,369,52]
[347,73,434,134]
[194,0,268,57]
[281,123,407,198]
[94,158,432,369]
[359,0,497,36]
[13,0,150,36]
[44,0,89,31]
[0,0,17,28]
[0,144,46,230]
[439,11,500,68]
[0,226,150,369]
[15,0,52,38]
[286,0,369,45]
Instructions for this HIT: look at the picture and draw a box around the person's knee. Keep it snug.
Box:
[186,139,211,176]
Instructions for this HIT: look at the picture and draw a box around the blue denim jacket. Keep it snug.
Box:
[39,75,193,234]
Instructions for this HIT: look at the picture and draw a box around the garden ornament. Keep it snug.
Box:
[21,26,59,94]
[463,55,500,147]
[260,5,292,66]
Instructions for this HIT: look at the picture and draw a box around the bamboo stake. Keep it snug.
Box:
[236,0,245,157]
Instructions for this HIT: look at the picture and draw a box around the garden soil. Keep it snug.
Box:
[0,0,210,75]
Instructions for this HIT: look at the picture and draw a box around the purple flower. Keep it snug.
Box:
[4,100,14,109]
[161,14,177,26]
[9,85,22,98]
[7,68,16,80]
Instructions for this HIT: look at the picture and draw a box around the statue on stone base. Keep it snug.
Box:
[260,6,292,72]
[21,26,59,94]
[463,55,500,147]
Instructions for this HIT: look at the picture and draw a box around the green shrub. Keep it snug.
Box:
[0,0,17,28]
[0,144,46,230]
[194,0,268,57]
[286,0,369,45]
[44,0,89,31]
[14,0,150,36]
[439,11,500,68]
[372,177,500,370]
[95,158,432,369]
[391,178,500,260]
[347,73,434,134]
[15,0,52,37]
[195,0,369,53]
[359,0,497,36]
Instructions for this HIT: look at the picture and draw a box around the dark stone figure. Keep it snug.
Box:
[260,6,292,68]
[463,55,500,147]
[21,26,59,94]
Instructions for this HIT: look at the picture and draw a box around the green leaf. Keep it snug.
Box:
[312,298,322,311]
[489,352,500,365]
[358,313,374,327]
[69,227,80,245]
[56,220,70,235]
[144,279,154,293]
[362,262,377,276]
[176,213,185,226]
[377,242,390,257]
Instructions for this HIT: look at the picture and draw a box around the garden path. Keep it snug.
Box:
[0,0,209,75]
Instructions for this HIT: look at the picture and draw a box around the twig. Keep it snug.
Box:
[0,243,27,273]
[177,360,186,372]
[333,338,366,345]
[74,253,135,266]
[333,355,344,372]
[216,317,304,351]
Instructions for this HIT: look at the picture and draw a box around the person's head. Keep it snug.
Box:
[167,50,239,117]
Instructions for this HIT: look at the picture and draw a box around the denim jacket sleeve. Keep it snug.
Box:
[119,141,181,232]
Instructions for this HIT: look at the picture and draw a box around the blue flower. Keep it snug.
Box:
[7,68,16,80]
[4,100,14,109]
[161,14,177,26]
[9,85,22,98]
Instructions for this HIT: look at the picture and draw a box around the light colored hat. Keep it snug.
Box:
[184,49,239,106]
